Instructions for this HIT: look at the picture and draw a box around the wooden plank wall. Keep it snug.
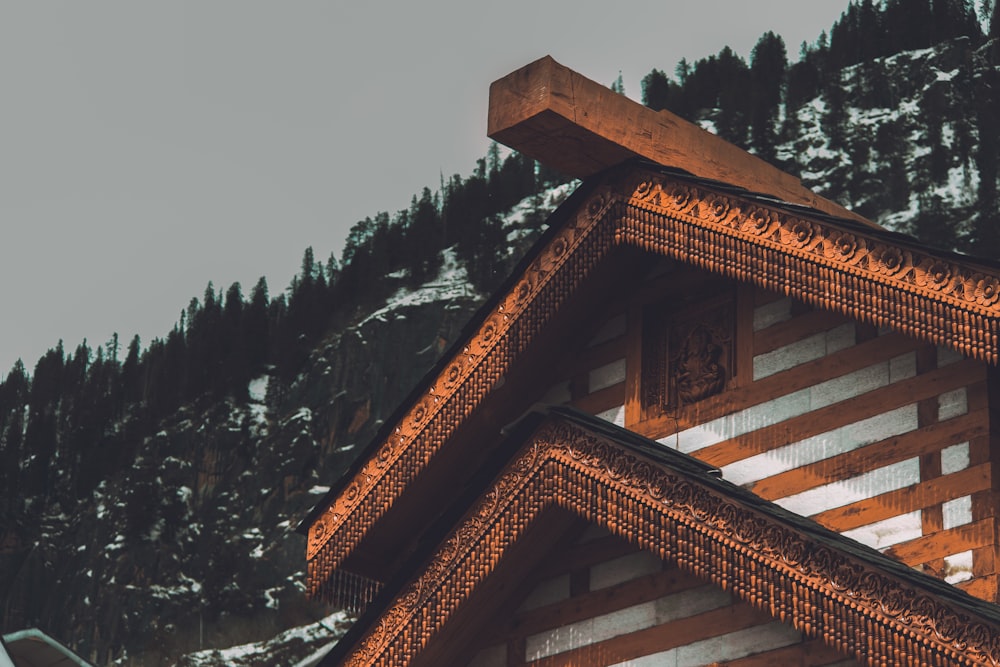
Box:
[465,527,858,667]
[539,276,996,600]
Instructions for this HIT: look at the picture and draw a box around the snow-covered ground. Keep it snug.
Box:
[177,611,351,667]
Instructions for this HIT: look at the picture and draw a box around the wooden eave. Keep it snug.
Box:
[322,408,1000,667]
[304,163,1000,602]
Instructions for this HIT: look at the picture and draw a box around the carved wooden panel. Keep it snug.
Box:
[640,289,735,420]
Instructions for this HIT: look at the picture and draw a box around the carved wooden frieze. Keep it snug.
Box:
[620,174,1000,361]
[307,166,1000,603]
[305,189,620,578]
[341,417,1000,667]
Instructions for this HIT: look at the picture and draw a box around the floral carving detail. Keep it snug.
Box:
[309,516,332,552]
[914,258,954,289]
[411,402,427,425]
[551,236,569,258]
[707,196,730,220]
[741,207,777,236]
[587,194,607,219]
[824,232,864,264]
[667,185,692,210]
[444,363,462,386]
[780,219,815,248]
[635,181,654,201]
[968,274,1000,307]
[875,246,907,276]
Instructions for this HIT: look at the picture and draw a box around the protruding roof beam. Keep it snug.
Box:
[488,55,875,227]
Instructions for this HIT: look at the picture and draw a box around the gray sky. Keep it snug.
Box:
[1,0,853,377]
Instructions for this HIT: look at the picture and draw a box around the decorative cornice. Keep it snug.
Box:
[308,167,1000,601]
[619,173,1000,361]
[342,417,1000,667]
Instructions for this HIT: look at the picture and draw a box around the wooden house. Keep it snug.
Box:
[299,57,1000,666]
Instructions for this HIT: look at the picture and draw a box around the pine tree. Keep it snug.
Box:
[406,187,444,285]
[245,277,270,374]
[749,31,787,162]
[641,69,674,113]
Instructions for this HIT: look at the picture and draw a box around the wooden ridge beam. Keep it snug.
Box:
[488,55,875,227]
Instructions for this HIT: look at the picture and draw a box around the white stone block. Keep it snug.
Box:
[526,600,662,660]
[941,442,970,475]
[517,574,570,611]
[889,351,917,383]
[937,345,965,367]
[671,389,813,454]
[653,586,731,625]
[590,550,663,590]
[944,550,974,584]
[825,323,857,354]
[841,404,918,449]
[775,458,920,516]
[596,404,626,427]
[589,313,627,346]
[753,332,825,380]
[809,361,888,409]
[753,297,792,331]
[590,358,627,392]
[591,602,658,644]
[938,387,968,421]
[842,510,923,550]
[525,618,595,659]
[942,495,972,530]
[675,622,802,667]
[721,404,917,487]
[721,431,842,486]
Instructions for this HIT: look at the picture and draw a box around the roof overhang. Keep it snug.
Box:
[323,409,1000,666]
[304,164,1000,601]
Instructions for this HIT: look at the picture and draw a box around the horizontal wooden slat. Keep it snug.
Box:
[571,381,625,415]
[529,602,766,667]
[810,464,992,532]
[555,335,627,380]
[632,331,928,439]
[698,359,983,468]
[750,410,987,501]
[501,566,700,640]
[723,637,849,667]
[885,518,996,566]
[534,535,637,578]
[753,308,852,355]
[957,574,998,601]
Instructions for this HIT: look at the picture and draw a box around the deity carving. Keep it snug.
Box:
[675,323,726,403]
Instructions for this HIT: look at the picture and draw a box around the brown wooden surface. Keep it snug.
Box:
[750,411,988,501]
[488,55,875,226]
[811,464,992,532]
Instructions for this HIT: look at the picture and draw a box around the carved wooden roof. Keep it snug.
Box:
[303,164,1000,603]
[320,408,1000,666]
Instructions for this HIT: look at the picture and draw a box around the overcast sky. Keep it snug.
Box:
[0,1,855,377]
